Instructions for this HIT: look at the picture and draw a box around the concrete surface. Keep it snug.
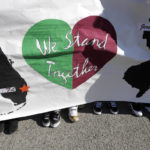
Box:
[0,102,150,150]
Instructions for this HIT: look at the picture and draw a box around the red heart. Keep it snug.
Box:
[72,16,117,88]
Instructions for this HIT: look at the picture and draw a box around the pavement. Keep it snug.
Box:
[0,102,150,150]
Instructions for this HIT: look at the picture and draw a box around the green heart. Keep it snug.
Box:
[22,19,73,89]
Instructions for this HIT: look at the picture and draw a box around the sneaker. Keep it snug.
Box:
[50,110,61,128]
[129,103,143,117]
[144,103,150,113]
[109,101,119,115]
[42,113,50,127]
[5,119,18,134]
[68,106,79,122]
[93,102,102,115]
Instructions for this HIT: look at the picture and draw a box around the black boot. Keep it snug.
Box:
[0,122,4,133]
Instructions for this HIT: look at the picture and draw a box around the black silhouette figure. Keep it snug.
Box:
[0,48,28,106]
[123,61,150,98]
[143,31,150,49]
[143,19,150,49]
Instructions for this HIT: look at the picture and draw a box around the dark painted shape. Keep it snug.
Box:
[0,48,27,105]
[123,61,150,97]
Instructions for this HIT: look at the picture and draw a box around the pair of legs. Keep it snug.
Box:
[93,101,119,115]
[41,106,79,128]
[93,101,150,117]
[130,103,150,117]
[41,110,61,128]
[0,119,18,134]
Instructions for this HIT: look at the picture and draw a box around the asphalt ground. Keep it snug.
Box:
[0,102,150,150]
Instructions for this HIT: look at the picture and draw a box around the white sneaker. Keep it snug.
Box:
[68,106,79,122]
[129,103,143,117]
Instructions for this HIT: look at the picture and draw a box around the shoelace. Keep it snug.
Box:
[96,102,102,108]
[51,112,60,119]
[69,107,78,116]
[70,108,77,112]
[44,113,50,119]
[110,102,117,107]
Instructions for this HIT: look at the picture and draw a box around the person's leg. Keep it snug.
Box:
[129,102,143,117]
[93,101,102,115]
[68,106,79,122]
[50,110,61,128]
[0,122,4,133]
[41,110,61,128]
[5,119,18,134]
[41,112,51,127]
[78,105,84,109]
[109,101,119,115]
[143,103,150,113]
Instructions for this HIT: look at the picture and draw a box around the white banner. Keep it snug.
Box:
[0,0,150,121]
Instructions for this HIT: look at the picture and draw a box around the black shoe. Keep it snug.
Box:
[0,122,4,133]
[5,119,18,134]
[129,103,143,117]
[50,111,61,128]
[93,102,102,115]
[144,103,150,113]
[109,102,119,114]
[41,113,50,127]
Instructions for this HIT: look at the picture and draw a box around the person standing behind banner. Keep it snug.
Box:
[0,119,18,134]
[129,103,143,117]
[68,106,79,122]
[93,101,119,115]
[42,110,61,128]
[41,106,79,127]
